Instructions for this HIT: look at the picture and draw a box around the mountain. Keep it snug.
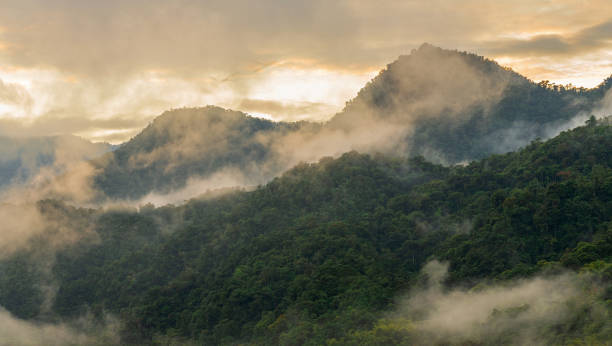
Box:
[90,45,612,201]
[92,106,315,199]
[330,43,611,163]
[0,135,112,190]
[2,44,612,345]
[1,119,610,344]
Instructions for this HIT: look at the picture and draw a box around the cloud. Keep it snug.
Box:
[0,0,609,78]
[482,19,612,57]
[406,261,576,340]
[0,201,96,265]
[0,134,111,192]
[0,113,145,140]
[135,167,254,206]
[0,78,32,108]
[0,204,47,258]
[0,70,229,142]
[360,260,611,345]
[0,307,120,346]
[0,134,115,259]
[0,1,609,142]
[238,99,335,121]
[486,35,572,56]
[1,161,102,205]
[575,19,612,46]
[0,190,102,259]
[0,0,352,77]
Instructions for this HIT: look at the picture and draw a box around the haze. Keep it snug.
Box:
[0,0,611,143]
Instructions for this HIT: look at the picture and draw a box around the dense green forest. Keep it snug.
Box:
[1,118,611,344]
[92,107,314,199]
[332,44,611,163]
[91,45,612,201]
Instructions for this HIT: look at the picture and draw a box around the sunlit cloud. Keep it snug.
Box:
[237,65,377,121]
[0,0,610,142]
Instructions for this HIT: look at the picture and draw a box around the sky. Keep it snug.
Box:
[0,0,611,143]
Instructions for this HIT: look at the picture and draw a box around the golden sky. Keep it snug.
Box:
[0,0,611,143]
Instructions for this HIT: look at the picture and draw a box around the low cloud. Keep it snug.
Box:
[372,260,610,345]
[0,204,46,258]
[0,136,109,203]
[0,113,145,140]
[135,167,255,206]
[0,136,108,258]
[0,78,32,109]
[0,198,99,260]
[0,307,119,346]
[238,98,336,122]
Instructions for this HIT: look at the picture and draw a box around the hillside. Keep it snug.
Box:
[92,106,314,199]
[89,45,612,201]
[1,119,611,344]
[331,43,611,163]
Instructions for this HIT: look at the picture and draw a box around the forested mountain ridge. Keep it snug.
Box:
[1,119,611,344]
[92,106,315,199]
[2,44,609,344]
[331,43,612,163]
[89,45,612,201]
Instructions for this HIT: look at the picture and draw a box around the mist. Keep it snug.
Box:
[490,86,612,153]
[0,45,606,258]
[366,260,610,345]
[0,307,119,346]
[0,136,111,190]
[135,167,255,206]
[0,2,610,344]
[0,204,46,259]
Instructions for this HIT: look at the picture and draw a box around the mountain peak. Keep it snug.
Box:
[95,47,611,199]
[336,45,526,121]
[416,42,442,53]
[93,106,298,199]
[331,45,601,163]
[151,106,251,127]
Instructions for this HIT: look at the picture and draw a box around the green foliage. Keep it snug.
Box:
[2,121,612,344]
[334,44,608,164]
[93,106,313,199]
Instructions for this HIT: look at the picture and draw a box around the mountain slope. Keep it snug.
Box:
[93,106,314,199]
[91,45,612,201]
[330,43,610,163]
[2,119,611,344]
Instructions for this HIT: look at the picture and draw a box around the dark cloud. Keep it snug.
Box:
[486,35,572,55]
[482,19,612,57]
[575,19,612,45]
